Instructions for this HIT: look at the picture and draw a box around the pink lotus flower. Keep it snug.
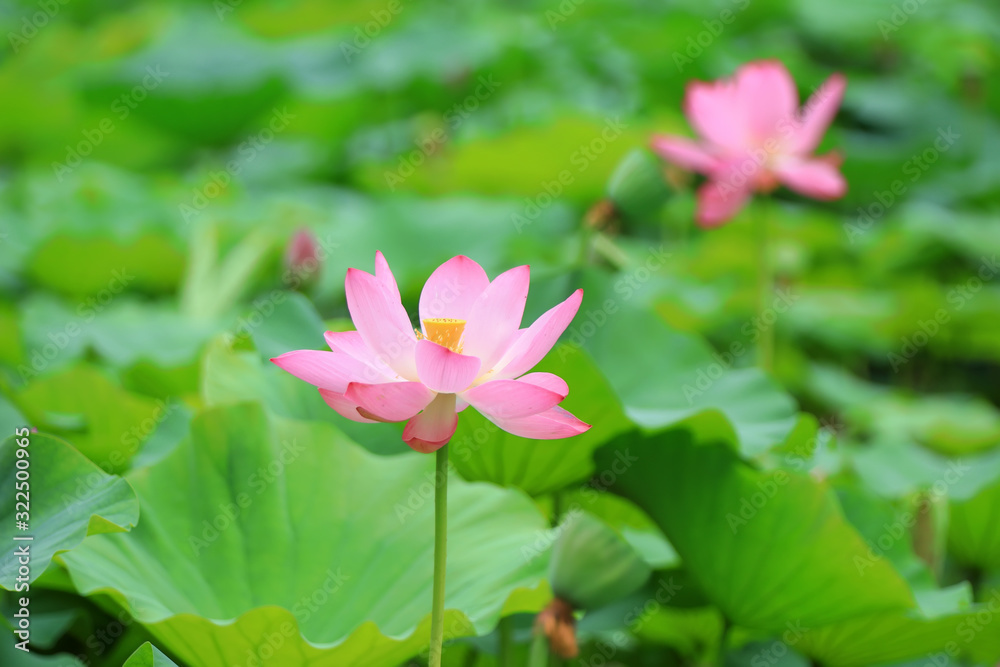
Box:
[271,253,591,452]
[652,60,847,227]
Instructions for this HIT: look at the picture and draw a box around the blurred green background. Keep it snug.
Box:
[2,0,1000,665]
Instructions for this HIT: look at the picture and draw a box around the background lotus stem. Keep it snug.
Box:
[755,200,774,372]
[499,616,514,666]
[429,443,449,667]
[551,490,563,526]
[528,631,549,667]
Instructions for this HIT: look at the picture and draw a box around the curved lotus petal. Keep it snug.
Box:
[270,350,372,393]
[491,289,583,380]
[483,406,591,440]
[696,179,753,228]
[323,330,396,381]
[345,381,436,422]
[791,73,847,154]
[404,393,460,453]
[651,135,719,174]
[686,78,747,151]
[415,339,482,394]
[462,378,565,420]
[735,60,798,142]
[345,268,418,380]
[774,156,847,199]
[274,252,589,453]
[374,249,401,301]
[462,265,530,371]
[418,255,490,323]
[516,372,570,396]
[318,389,378,423]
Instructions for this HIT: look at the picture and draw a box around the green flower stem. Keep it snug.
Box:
[499,616,514,666]
[755,201,774,372]
[528,631,549,667]
[429,443,449,667]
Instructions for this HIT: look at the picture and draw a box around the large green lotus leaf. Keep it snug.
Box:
[1,589,86,650]
[12,365,165,474]
[724,640,810,667]
[851,437,1000,502]
[128,401,193,471]
[0,633,85,666]
[0,433,139,589]
[592,420,916,632]
[793,587,1000,667]
[948,476,1000,570]
[450,344,631,496]
[61,403,551,667]
[123,642,179,667]
[549,511,651,611]
[86,301,221,370]
[560,486,679,570]
[0,397,27,440]
[578,271,798,457]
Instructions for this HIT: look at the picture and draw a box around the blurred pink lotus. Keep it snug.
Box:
[284,228,321,288]
[272,252,590,452]
[653,60,847,226]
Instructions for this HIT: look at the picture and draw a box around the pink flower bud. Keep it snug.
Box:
[284,228,321,290]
